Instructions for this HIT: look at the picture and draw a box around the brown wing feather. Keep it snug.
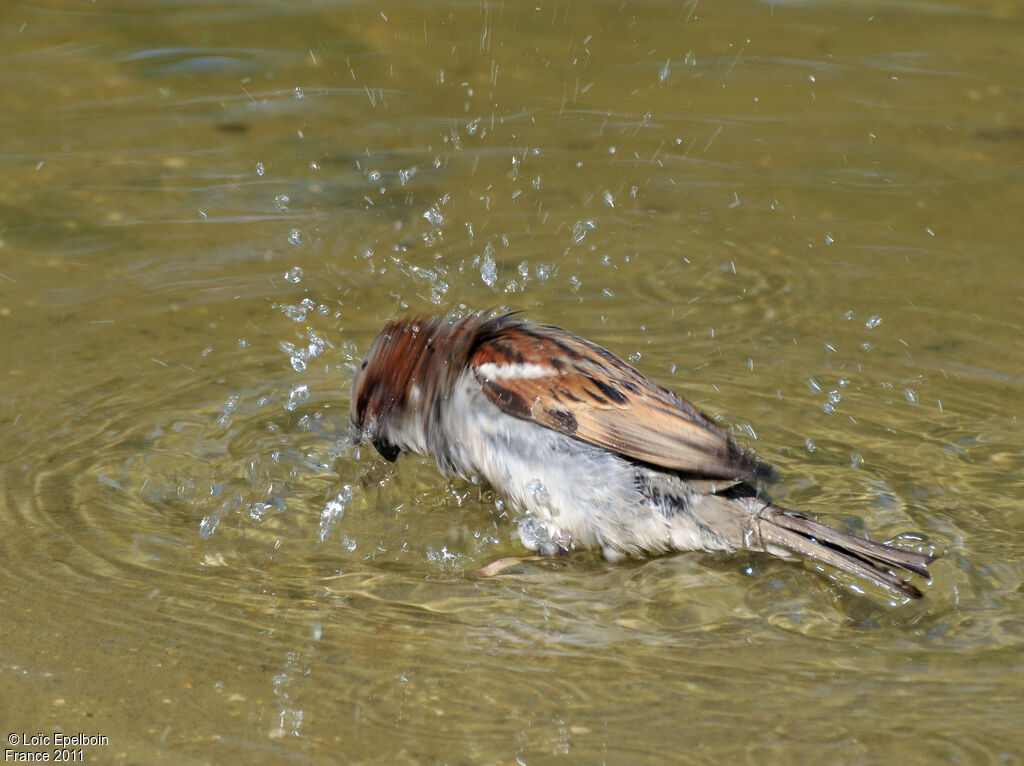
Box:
[471,317,758,480]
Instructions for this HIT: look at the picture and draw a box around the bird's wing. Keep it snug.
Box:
[470,318,758,480]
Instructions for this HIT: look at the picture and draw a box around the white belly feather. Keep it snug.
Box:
[432,371,718,559]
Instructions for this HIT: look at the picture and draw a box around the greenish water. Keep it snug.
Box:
[1,1,1022,763]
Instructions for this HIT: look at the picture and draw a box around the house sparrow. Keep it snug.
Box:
[350,311,934,599]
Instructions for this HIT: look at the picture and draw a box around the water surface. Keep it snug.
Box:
[1,0,1022,763]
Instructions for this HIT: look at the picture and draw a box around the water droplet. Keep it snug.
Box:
[525,478,551,506]
[430,281,449,304]
[284,266,303,283]
[904,387,919,405]
[199,494,241,539]
[807,377,823,393]
[517,515,549,551]
[306,328,326,358]
[423,206,444,228]
[256,161,265,176]
[274,194,290,211]
[480,249,497,287]
[285,384,310,411]
[287,228,302,246]
[805,438,816,453]
[198,515,218,539]
[628,351,641,363]
[247,501,273,522]
[603,190,615,208]
[367,170,382,182]
[658,57,671,83]
[399,167,417,185]
[294,86,305,100]
[216,394,242,427]
[865,315,882,329]
[828,390,842,404]
[571,219,596,244]
[318,485,353,543]
[822,403,835,414]
[536,263,551,282]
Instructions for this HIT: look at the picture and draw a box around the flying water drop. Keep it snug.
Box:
[318,485,353,543]
[285,384,310,412]
[480,244,497,286]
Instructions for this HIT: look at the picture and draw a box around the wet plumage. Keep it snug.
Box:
[350,311,934,599]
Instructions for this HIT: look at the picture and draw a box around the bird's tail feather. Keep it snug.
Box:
[753,503,934,599]
[688,494,935,599]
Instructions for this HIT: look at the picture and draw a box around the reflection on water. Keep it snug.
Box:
[1,0,1022,762]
